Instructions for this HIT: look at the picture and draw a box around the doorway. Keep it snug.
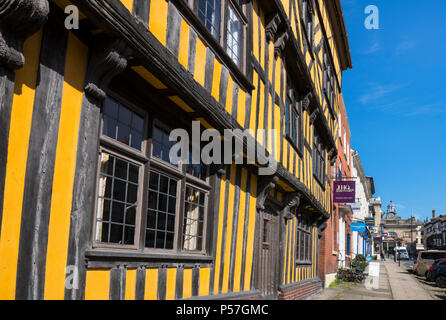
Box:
[258,208,280,299]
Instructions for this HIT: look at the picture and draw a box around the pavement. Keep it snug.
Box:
[383,260,432,300]
[311,260,434,300]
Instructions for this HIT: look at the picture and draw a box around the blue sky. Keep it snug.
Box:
[340,0,446,221]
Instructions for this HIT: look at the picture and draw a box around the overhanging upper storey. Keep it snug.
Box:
[324,0,352,71]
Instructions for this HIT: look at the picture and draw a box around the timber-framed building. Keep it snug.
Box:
[0,0,351,300]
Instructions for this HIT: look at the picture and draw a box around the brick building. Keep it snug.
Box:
[318,93,352,287]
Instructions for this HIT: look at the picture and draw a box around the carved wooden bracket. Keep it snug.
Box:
[328,147,337,165]
[318,221,328,238]
[280,192,301,221]
[84,37,132,103]
[0,0,49,70]
[256,175,279,211]
[309,108,320,124]
[265,14,281,42]
[274,31,289,58]
[301,91,312,111]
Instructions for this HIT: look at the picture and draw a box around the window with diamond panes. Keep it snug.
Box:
[198,0,221,40]
[182,186,207,251]
[94,95,211,256]
[95,152,140,245]
[226,4,243,67]
[102,96,144,151]
[146,171,178,250]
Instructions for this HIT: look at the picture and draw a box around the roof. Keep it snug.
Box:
[325,0,353,70]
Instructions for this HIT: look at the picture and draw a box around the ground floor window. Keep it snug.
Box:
[93,95,210,255]
[295,212,313,265]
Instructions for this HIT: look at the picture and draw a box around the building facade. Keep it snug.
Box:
[318,93,352,287]
[424,211,446,251]
[369,197,383,258]
[0,0,351,300]
[381,202,422,256]
[350,149,374,259]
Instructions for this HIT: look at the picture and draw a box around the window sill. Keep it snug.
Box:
[85,249,214,268]
[295,260,312,266]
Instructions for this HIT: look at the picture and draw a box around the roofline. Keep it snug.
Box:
[326,0,353,71]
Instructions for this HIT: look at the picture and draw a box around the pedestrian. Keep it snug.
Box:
[380,250,385,261]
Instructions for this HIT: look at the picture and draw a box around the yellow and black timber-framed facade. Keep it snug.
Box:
[0,0,351,300]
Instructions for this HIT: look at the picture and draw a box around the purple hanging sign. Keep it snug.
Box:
[333,181,356,203]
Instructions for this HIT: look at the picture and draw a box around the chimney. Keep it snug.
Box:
[432,210,436,219]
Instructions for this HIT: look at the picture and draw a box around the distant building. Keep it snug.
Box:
[350,150,375,258]
[423,210,446,250]
[381,201,423,256]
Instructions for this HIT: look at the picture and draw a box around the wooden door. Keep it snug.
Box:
[258,209,279,299]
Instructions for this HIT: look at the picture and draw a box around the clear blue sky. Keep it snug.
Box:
[340,0,446,221]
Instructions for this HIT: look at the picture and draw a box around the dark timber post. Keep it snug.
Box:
[65,37,132,300]
[0,0,49,239]
[278,192,301,291]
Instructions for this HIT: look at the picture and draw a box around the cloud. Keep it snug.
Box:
[358,83,409,104]
[361,42,381,55]
[395,39,417,55]
[394,204,406,209]
[405,102,446,117]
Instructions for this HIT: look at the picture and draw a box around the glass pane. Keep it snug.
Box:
[148,192,157,210]
[100,153,114,176]
[103,98,119,119]
[125,206,136,225]
[99,222,109,242]
[96,152,140,245]
[149,172,159,190]
[114,158,128,180]
[169,179,177,196]
[101,97,144,151]
[102,116,117,140]
[160,175,169,194]
[124,226,135,245]
[183,186,206,251]
[152,126,177,166]
[198,0,221,40]
[111,201,125,223]
[155,232,166,249]
[145,171,178,249]
[110,224,123,244]
[165,232,175,250]
[157,212,166,230]
[147,209,157,229]
[131,131,143,150]
[145,230,155,248]
[167,214,176,232]
[117,124,131,146]
[226,5,242,67]
[113,179,126,202]
[118,105,132,126]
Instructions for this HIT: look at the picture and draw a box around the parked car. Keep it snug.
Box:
[396,247,409,260]
[428,258,446,288]
[414,250,446,278]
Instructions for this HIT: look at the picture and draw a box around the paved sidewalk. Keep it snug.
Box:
[383,260,432,300]
[311,262,392,300]
[311,260,435,300]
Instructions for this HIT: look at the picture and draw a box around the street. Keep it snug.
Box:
[311,260,445,300]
